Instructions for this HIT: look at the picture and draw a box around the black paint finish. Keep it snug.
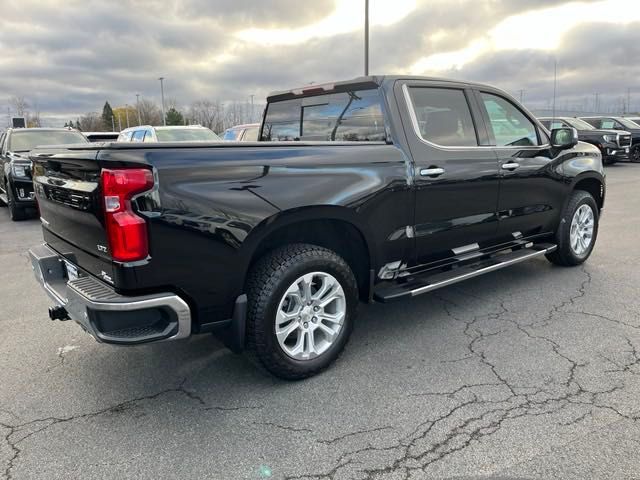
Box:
[30,76,605,331]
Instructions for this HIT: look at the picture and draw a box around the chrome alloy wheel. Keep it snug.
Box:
[275,272,346,360]
[570,204,595,256]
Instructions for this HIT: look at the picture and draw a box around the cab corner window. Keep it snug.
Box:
[481,92,540,147]
[407,87,478,147]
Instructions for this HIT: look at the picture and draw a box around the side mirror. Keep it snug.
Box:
[550,127,578,150]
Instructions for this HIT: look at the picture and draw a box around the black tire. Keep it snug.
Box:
[631,145,640,163]
[546,190,599,266]
[246,243,358,380]
[6,185,27,221]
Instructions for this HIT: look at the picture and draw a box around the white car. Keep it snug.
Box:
[117,125,221,143]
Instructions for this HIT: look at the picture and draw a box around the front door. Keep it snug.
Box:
[475,90,566,240]
[396,81,500,266]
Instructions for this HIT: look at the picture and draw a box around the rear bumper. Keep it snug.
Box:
[28,243,192,345]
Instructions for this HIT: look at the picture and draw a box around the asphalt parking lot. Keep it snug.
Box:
[1,164,639,480]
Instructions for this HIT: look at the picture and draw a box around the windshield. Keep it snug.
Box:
[154,128,220,142]
[9,130,88,151]
[562,118,594,130]
[618,117,640,129]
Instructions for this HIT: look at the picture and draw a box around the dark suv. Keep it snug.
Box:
[539,116,631,165]
[0,128,88,220]
[580,116,640,162]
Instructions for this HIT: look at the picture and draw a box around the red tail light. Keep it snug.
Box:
[101,168,154,262]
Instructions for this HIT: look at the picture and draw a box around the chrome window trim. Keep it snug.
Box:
[402,84,549,151]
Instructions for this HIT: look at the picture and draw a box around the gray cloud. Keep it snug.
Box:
[0,0,636,125]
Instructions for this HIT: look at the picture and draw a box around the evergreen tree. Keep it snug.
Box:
[101,101,114,131]
[165,107,184,126]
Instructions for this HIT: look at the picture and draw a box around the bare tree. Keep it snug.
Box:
[137,98,163,126]
[9,96,29,117]
[78,112,102,131]
[188,100,224,132]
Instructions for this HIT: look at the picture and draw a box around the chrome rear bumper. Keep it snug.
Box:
[28,243,192,345]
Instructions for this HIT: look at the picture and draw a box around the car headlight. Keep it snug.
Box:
[603,134,617,143]
[12,164,27,177]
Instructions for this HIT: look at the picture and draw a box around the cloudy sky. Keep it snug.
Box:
[1,0,638,123]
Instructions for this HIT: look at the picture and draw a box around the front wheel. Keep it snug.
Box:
[631,145,640,163]
[246,244,358,380]
[546,190,599,266]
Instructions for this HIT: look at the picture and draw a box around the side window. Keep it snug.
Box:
[143,131,155,142]
[600,119,615,129]
[481,92,540,147]
[132,130,145,142]
[407,87,478,147]
[262,99,301,141]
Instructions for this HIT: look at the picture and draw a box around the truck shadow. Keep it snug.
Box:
[73,257,577,406]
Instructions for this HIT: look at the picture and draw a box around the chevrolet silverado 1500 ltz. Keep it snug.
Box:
[28,76,605,379]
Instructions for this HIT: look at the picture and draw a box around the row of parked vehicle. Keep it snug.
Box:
[0,122,263,221]
[538,115,640,164]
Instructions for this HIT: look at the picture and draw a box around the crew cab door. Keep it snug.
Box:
[474,89,565,240]
[395,80,500,266]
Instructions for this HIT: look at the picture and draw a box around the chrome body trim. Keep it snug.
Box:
[409,245,557,297]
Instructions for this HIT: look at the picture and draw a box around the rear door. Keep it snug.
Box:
[396,80,500,266]
[475,89,564,239]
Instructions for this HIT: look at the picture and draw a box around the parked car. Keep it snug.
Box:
[222,123,260,141]
[29,75,604,379]
[580,116,640,162]
[538,116,631,165]
[0,128,88,220]
[83,131,120,142]
[623,117,640,126]
[117,125,221,142]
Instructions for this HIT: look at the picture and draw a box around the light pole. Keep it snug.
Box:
[136,94,141,125]
[249,94,255,122]
[125,104,130,128]
[364,0,369,76]
[158,77,166,126]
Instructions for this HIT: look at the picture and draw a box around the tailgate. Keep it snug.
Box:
[31,147,112,275]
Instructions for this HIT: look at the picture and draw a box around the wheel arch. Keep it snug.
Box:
[240,206,376,301]
[571,173,605,211]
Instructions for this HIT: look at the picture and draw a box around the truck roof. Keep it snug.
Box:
[266,75,489,102]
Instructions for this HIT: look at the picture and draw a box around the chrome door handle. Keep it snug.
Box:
[502,162,520,170]
[420,167,445,177]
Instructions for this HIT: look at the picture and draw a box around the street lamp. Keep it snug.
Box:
[136,93,141,125]
[158,77,166,126]
[364,0,369,76]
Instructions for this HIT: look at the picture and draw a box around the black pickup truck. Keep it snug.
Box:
[28,76,605,379]
[538,116,631,165]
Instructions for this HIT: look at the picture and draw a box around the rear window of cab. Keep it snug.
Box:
[262,88,386,142]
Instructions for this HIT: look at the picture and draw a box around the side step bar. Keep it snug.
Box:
[374,243,557,303]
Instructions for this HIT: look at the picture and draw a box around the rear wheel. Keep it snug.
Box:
[246,244,358,380]
[546,190,598,266]
[6,185,27,221]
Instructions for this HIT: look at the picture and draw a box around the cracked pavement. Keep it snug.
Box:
[1,164,640,479]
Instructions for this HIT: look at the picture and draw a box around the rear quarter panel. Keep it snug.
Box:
[99,143,412,325]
